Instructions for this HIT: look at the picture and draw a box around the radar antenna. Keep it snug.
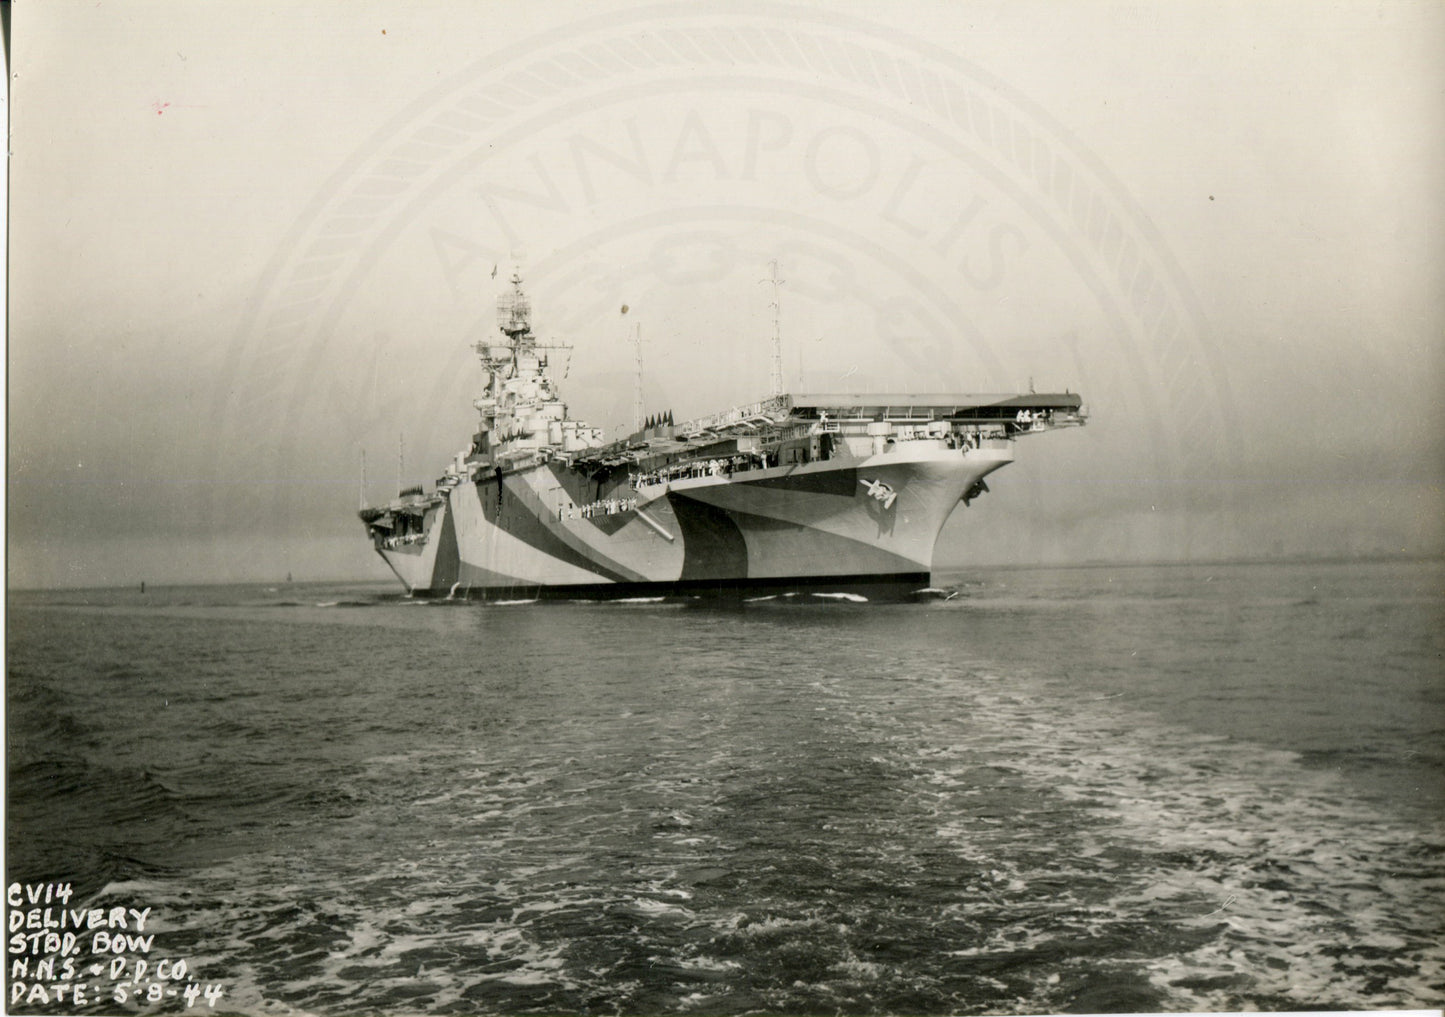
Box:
[496,270,532,344]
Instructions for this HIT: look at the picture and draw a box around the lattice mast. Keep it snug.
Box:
[495,270,532,345]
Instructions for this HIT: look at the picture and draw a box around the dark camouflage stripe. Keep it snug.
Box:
[476,476,645,583]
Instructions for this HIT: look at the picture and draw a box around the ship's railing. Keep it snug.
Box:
[380,532,428,550]
[562,496,639,520]
[1009,407,1088,434]
[633,452,773,488]
[565,395,790,467]
[675,394,791,437]
[787,394,1086,427]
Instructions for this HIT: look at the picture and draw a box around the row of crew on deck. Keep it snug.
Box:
[628,427,997,490]
[946,427,1014,447]
[632,454,771,489]
[380,531,427,550]
[563,497,638,520]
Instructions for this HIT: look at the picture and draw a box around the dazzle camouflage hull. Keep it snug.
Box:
[360,275,1084,601]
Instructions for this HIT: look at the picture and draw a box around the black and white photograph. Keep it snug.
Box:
[5,1,1443,1013]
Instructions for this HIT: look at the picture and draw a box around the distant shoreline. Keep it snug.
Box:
[7,552,1442,595]
[938,551,1445,574]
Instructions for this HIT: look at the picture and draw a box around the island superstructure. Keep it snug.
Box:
[359,273,1085,600]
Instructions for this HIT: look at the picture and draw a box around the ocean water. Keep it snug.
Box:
[5,559,1443,1014]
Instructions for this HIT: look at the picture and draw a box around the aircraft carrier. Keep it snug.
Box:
[359,272,1085,601]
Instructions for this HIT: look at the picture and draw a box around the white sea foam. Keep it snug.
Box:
[910,675,1445,1011]
[20,561,1437,1014]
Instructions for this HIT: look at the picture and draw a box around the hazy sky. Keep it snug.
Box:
[8,0,1444,587]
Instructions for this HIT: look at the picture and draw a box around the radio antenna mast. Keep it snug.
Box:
[359,449,367,510]
[764,261,785,396]
[631,321,645,432]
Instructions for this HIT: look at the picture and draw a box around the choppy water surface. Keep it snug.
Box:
[7,559,1444,1013]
